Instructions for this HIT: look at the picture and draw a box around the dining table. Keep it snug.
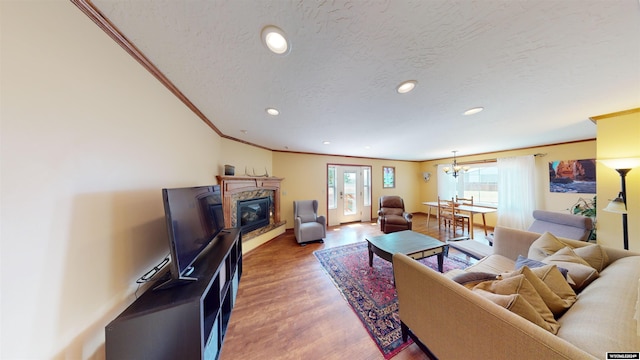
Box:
[422,201,497,239]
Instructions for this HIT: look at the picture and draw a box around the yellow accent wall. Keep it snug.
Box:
[273,152,421,228]
[418,141,597,229]
[594,109,640,251]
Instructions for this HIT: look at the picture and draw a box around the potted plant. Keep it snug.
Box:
[569,196,596,241]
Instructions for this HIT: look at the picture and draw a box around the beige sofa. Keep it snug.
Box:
[393,226,640,359]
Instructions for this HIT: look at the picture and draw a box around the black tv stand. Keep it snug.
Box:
[106,228,242,360]
[153,275,197,291]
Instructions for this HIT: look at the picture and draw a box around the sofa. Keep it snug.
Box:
[449,209,594,259]
[393,226,640,359]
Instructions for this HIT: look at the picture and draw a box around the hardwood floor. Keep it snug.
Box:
[219,213,491,360]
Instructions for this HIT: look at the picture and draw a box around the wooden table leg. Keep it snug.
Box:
[469,213,475,239]
[482,214,488,235]
[437,252,444,272]
[368,243,374,267]
[427,206,432,228]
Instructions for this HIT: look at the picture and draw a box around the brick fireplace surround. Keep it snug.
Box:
[216,176,285,241]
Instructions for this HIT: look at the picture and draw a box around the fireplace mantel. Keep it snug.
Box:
[216,176,284,229]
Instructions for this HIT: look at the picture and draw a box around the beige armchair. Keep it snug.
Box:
[377,196,413,233]
[293,200,326,245]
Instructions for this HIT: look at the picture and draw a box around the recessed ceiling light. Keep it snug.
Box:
[323,141,331,145]
[463,107,484,115]
[261,26,290,55]
[266,108,280,116]
[364,146,371,149]
[240,130,248,134]
[396,80,417,94]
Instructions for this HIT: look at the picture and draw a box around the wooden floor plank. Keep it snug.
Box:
[220,213,490,360]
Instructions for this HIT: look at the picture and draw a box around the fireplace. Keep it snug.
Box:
[216,176,285,241]
[237,197,270,234]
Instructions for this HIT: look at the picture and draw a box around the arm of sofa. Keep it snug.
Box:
[393,253,596,360]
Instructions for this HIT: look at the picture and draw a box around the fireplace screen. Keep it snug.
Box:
[237,197,270,234]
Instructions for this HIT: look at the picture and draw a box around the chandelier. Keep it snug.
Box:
[443,151,470,178]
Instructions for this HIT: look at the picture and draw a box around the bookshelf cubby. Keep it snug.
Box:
[105,228,242,360]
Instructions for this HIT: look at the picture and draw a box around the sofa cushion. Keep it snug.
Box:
[472,274,560,334]
[384,214,407,224]
[383,208,404,217]
[557,256,640,357]
[515,255,569,279]
[543,247,599,291]
[467,254,515,274]
[502,265,576,317]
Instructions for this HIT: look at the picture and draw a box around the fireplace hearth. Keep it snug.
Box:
[237,197,270,234]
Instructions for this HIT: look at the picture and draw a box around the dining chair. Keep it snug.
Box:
[438,197,469,235]
[455,195,473,205]
[453,195,472,233]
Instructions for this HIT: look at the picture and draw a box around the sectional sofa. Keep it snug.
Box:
[393,226,640,359]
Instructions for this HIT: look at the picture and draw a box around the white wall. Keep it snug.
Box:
[1,2,224,358]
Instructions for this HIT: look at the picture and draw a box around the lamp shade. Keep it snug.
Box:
[603,196,627,214]
[599,157,640,170]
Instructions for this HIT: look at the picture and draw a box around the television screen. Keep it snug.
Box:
[156,185,224,289]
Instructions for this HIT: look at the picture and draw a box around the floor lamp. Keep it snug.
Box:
[601,158,640,250]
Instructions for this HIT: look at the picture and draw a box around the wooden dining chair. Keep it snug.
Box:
[438,197,469,235]
[455,195,473,205]
[454,195,472,233]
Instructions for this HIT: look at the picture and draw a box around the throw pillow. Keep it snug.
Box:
[451,271,498,288]
[528,265,577,302]
[515,255,569,279]
[542,247,599,291]
[473,274,560,334]
[501,265,576,317]
[573,244,609,272]
[528,232,566,261]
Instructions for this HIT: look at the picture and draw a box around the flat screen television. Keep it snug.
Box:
[155,185,225,290]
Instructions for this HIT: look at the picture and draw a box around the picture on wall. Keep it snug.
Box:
[383,166,395,188]
[549,159,596,193]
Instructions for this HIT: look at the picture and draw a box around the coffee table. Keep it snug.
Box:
[366,230,448,272]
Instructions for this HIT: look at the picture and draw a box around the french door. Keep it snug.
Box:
[328,165,372,226]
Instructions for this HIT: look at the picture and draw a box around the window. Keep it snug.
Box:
[438,163,498,206]
[363,167,371,206]
[328,166,337,209]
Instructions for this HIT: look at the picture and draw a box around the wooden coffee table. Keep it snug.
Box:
[366,230,448,272]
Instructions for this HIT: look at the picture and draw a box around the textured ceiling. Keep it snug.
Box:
[88,0,640,161]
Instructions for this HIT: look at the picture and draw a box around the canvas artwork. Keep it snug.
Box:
[549,159,596,193]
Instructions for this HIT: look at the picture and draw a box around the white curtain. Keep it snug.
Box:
[437,164,460,200]
[497,155,537,229]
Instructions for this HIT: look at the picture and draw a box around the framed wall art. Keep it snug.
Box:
[383,166,395,188]
[549,159,596,193]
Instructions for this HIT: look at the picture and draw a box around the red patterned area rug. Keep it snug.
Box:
[314,241,472,359]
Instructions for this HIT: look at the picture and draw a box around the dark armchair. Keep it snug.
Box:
[377,196,413,233]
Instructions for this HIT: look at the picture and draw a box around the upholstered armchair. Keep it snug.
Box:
[377,196,413,233]
[293,200,326,245]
